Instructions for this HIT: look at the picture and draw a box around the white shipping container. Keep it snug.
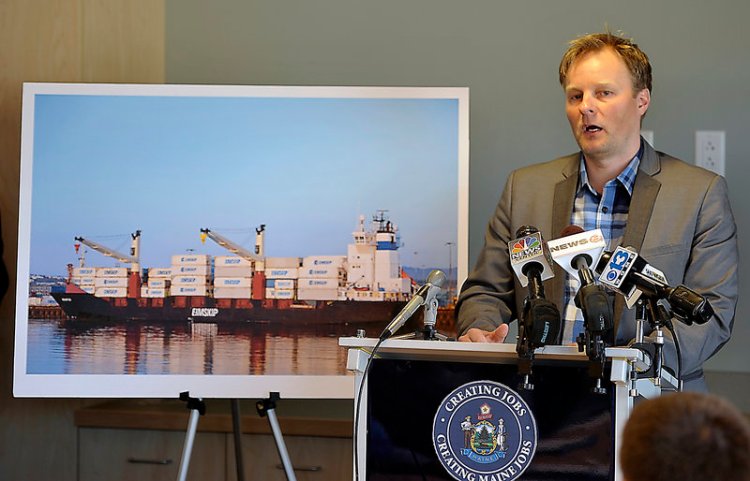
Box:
[265,288,295,300]
[297,288,342,301]
[96,267,128,278]
[71,277,96,286]
[265,268,299,279]
[95,287,128,298]
[215,256,253,267]
[171,275,210,286]
[213,287,252,299]
[171,285,211,296]
[147,278,169,288]
[173,264,212,276]
[273,279,296,290]
[171,254,211,266]
[148,267,173,278]
[94,277,129,288]
[299,266,344,278]
[81,286,96,295]
[73,267,96,277]
[214,266,254,277]
[302,255,346,269]
[298,278,342,289]
[214,277,252,288]
[144,288,168,298]
[265,257,301,268]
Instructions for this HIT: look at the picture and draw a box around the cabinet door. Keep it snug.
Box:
[227,434,353,481]
[79,427,226,481]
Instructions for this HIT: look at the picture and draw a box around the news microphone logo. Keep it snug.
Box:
[600,247,636,288]
[510,235,543,263]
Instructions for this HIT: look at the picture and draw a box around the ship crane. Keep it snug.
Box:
[73,230,142,297]
[199,226,265,263]
[200,225,266,302]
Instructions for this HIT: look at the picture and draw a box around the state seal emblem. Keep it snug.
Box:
[433,380,537,481]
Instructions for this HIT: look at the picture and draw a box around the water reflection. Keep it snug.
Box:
[26,318,371,376]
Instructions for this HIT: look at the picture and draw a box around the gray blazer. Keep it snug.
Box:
[456,141,738,391]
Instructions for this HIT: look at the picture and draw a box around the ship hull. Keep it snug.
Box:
[51,292,407,324]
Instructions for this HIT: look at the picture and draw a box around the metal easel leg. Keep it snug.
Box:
[177,392,206,481]
[256,392,298,481]
[231,399,246,481]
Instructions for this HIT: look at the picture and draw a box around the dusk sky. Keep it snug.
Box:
[26,88,461,276]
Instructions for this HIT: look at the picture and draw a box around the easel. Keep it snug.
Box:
[177,391,298,481]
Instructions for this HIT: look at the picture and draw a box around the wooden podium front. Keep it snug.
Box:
[340,338,675,481]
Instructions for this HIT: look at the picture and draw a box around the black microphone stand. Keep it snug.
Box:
[516,264,560,391]
[573,261,613,394]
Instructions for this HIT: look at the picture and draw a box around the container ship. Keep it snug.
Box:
[51,212,415,325]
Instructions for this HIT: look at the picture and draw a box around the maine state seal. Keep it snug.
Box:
[432,380,537,481]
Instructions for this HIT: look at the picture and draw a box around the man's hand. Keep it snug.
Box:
[458,324,509,343]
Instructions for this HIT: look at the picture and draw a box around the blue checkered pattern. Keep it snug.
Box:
[562,151,640,343]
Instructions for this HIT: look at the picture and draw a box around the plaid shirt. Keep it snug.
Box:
[561,149,641,343]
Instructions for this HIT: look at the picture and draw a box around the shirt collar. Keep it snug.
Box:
[578,142,642,197]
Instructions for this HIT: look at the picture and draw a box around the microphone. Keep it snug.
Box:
[508,226,555,288]
[380,269,446,340]
[548,226,612,333]
[595,246,714,325]
[509,226,560,347]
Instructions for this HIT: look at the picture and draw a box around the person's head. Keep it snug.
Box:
[620,392,750,481]
[559,32,652,165]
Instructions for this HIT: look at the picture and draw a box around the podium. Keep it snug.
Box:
[340,338,676,481]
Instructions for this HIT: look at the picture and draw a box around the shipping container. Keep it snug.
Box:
[171,275,210,286]
[71,277,96,286]
[265,257,301,268]
[171,254,211,266]
[299,266,345,279]
[94,277,129,288]
[95,267,128,278]
[273,279,296,290]
[297,288,343,301]
[147,278,169,288]
[298,278,343,289]
[214,265,254,277]
[302,255,346,269]
[215,255,253,267]
[214,277,252,288]
[173,264,212,276]
[171,285,212,296]
[95,287,128,298]
[265,267,299,279]
[265,288,295,300]
[73,267,96,277]
[213,287,253,299]
[148,267,173,278]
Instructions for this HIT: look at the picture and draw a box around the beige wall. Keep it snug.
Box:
[0,1,164,478]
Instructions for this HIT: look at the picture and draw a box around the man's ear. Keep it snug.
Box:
[636,88,651,115]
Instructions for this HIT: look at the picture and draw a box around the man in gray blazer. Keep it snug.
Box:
[455,32,738,392]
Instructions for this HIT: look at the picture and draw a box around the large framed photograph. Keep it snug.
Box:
[14,83,468,399]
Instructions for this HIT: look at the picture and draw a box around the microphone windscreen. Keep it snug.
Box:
[515,225,539,238]
[559,224,585,238]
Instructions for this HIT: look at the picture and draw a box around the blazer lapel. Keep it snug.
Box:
[550,156,579,311]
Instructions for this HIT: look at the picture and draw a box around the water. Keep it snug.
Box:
[26,318,372,376]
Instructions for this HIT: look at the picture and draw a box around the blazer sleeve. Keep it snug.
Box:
[662,174,738,379]
[455,172,517,335]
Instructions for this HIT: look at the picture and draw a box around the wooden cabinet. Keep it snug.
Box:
[75,399,353,481]
[78,427,225,481]
[228,434,352,481]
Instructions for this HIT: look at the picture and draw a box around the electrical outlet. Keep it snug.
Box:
[641,130,654,147]
[695,130,725,176]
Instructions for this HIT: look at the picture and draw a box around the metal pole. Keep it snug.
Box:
[231,399,246,481]
[177,401,202,481]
